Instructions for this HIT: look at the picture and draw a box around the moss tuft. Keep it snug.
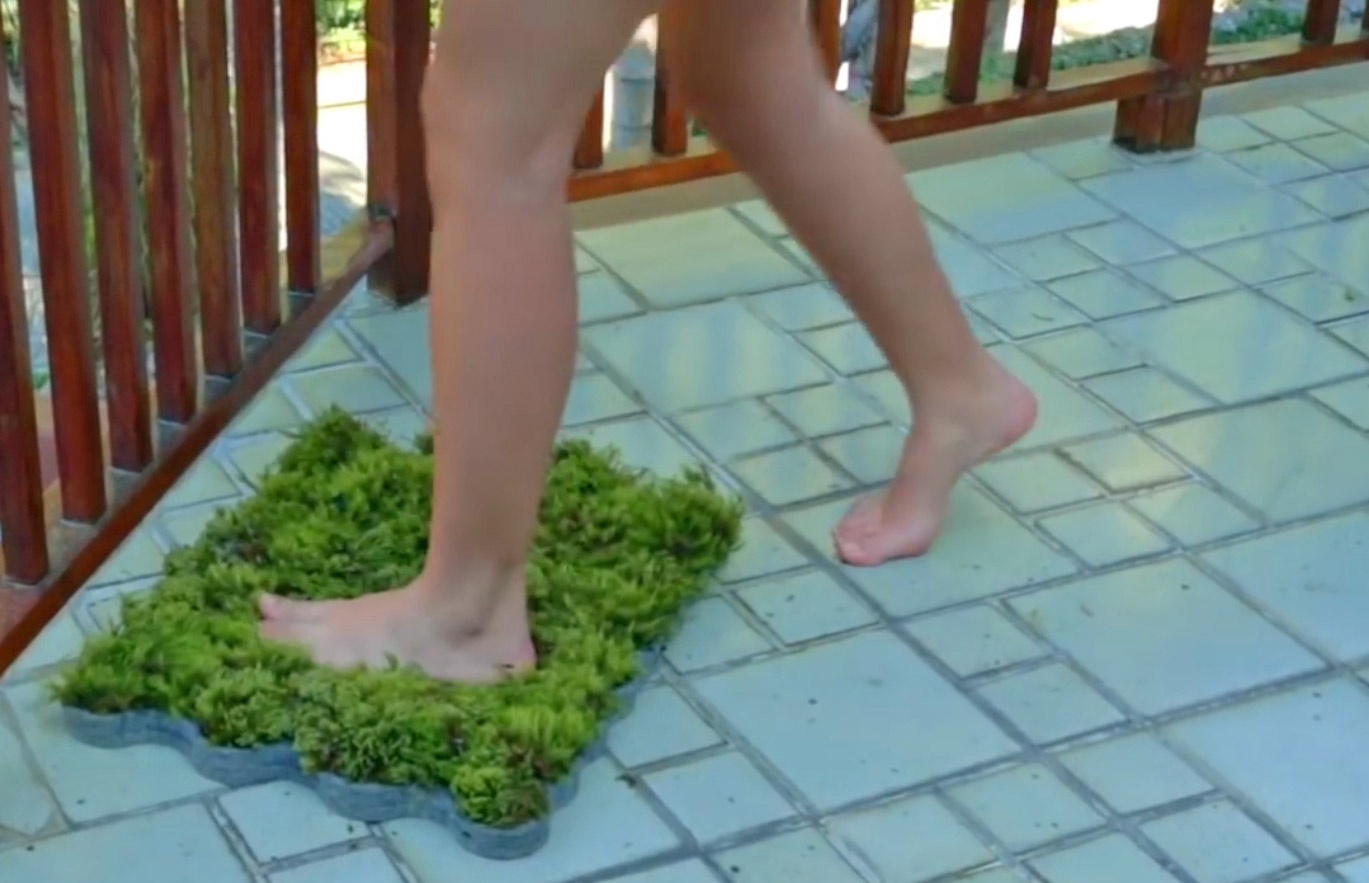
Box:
[54,408,742,827]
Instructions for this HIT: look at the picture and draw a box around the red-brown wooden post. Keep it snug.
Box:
[0,56,48,583]
[870,0,915,116]
[944,0,990,103]
[282,0,323,297]
[79,0,154,470]
[19,0,106,522]
[574,89,607,170]
[1303,0,1342,45]
[810,0,844,84]
[236,0,282,332]
[653,20,690,158]
[1113,0,1215,152]
[185,0,244,380]
[1014,0,1059,90]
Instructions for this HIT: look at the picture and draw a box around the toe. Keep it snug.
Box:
[259,617,304,645]
[258,593,329,622]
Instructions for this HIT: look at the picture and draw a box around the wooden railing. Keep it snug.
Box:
[0,0,1366,668]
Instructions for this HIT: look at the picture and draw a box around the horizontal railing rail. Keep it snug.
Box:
[1,0,1367,669]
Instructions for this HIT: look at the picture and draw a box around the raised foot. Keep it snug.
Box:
[833,366,1037,567]
[258,581,536,684]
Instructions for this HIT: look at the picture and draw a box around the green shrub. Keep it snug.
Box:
[54,409,743,827]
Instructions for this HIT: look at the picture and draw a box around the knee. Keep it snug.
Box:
[420,64,576,203]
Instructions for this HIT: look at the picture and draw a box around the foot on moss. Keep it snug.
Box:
[834,364,1037,566]
[258,576,536,683]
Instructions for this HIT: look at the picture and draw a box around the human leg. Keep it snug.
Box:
[665,0,1036,565]
[259,0,657,680]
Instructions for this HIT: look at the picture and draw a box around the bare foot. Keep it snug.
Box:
[257,576,536,683]
[834,362,1037,566]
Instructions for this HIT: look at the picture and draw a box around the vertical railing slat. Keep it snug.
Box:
[79,0,153,470]
[386,0,432,302]
[574,89,606,170]
[871,0,915,116]
[1303,0,1343,45]
[136,0,199,423]
[1113,0,1214,152]
[1014,0,1059,90]
[652,20,689,157]
[944,0,990,103]
[810,0,843,84]
[282,0,322,297]
[18,0,106,521]
[184,0,243,380]
[235,0,281,332]
[0,55,48,583]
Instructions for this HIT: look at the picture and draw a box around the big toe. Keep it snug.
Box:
[833,496,889,566]
[258,593,323,622]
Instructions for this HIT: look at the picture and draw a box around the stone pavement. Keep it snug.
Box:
[6,92,1369,883]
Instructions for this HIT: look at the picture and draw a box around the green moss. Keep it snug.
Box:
[54,409,742,828]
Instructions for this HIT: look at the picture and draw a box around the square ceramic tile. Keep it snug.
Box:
[784,489,1077,617]
[287,327,358,372]
[1081,154,1321,249]
[563,373,641,427]
[578,271,642,323]
[798,322,887,375]
[1031,833,1181,883]
[586,302,830,411]
[766,385,884,438]
[348,304,432,407]
[748,283,853,331]
[1261,275,1369,323]
[644,752,795,844]
[6,611,86,678]
[565,417,707,478]
[578,209,809,308]
[1283,174,1369,219]
[975,452,1102,513]
[1010,559,1322,716]
[666,597,772,672]
[716,829,865,883]
[385,760,680,883]
[1060,733,1210,814]
[718,517,810,583]
[608,861,720,883]
[220,782,364,862]
[1225,142,1329,185]
[1026,328,1143,380]
[608,685,722,768]
[675,400,799,461]
[1067,220,1177,265]
[289,363,407,415]
[817,425,905,485]
[1142,801,1297,883]
[229,385,305,435]
[1102,291,1366,404]
[736,570,877,645]
[87,528,164,587]
[928,222,1024,296]
[1203,513,1369,663]
[950,764,1105,851]
[979,663,1125,743]
[1061,434,1187,492]
[269,849,405,883]
[850,372,911,424]
[969,288,1088,339]
[905,605,1045,677]
[1198,116,1274,152]
[227,432,293,486]
[827,794,994,882]
[1291,132,1369,172]
[733,200,788,237]
[1334,316,1369,355]
[1083,368,1212,423]
[731,446,852,507]
[1304,93,1369,138]
[1199,239,1313,286]
[0,804,251,883]
[1339,859,1369,883]
[692,631,1018,810]
[3,681,217,823]
[0,706,61,838]
[1166,680,1369,857]
[908,153,1117,245]
[1312,376,1369,429]
[1030,137,1133,180]
[1129,484,1259,547]
[992,236,1102,282]
[1049,269,1168,320]
[1283,216,1369,294]
[1151,399,1369,522]
[960,871,1030,883]
[1125,255,1238,301]
[1243,107,1339,141]
[357,406,428,448]
[996,347,1127,448]
[161,458,239,509]
[1039,504,1172,568]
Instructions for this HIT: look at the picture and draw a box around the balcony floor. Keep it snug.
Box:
[6,94,1369,883]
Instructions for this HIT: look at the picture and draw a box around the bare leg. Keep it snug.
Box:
[668,0,1037,565]
[258,0,656,680]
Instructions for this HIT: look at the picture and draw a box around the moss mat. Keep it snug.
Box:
[55,410,742,828]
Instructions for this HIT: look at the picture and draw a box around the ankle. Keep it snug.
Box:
[411,562,528,635]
